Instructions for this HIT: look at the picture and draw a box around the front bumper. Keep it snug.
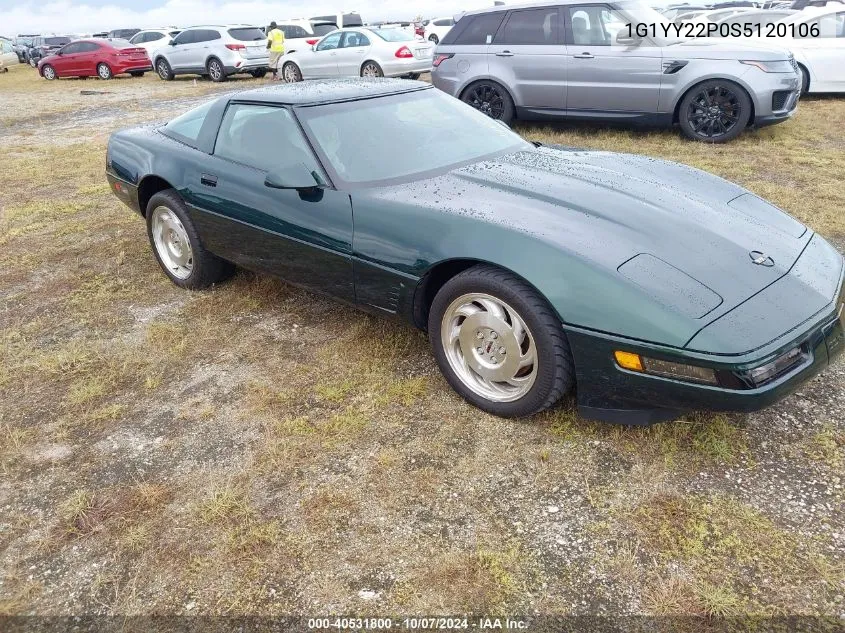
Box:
[566,299,844,425]
[750,70,801,127]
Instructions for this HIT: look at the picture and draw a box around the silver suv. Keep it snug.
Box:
[153,25,269,82]
[431,0,801,142]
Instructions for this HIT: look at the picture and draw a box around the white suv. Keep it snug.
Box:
[275,20,338,55]
[153,25,269,82]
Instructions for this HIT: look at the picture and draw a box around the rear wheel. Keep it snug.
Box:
[130,71,144,77]
[156,58,174,80]
[360,61,383,78]
[282,61,302,83]
[41,64,56,80]
[461,80,514,124]
[428,265,575,418]
[146,190,234,290]
[29,57,37,68]
[678,79,750,143]
[97,63,113,80]
[429,34,439,44]
[207,57,226,82]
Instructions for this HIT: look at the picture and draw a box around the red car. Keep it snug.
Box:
[37,39,151,80]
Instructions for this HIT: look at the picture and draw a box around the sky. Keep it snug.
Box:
[1,0,499,35]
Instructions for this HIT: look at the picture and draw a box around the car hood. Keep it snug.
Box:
[664,38,793,60]
[365,145,828,345]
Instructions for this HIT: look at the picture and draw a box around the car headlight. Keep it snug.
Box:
[614,351,718,386]
[740,60,795,73]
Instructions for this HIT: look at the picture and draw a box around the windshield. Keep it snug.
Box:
[296,89,530,187]
[163,99,216,145]
[312,23,337,35]
[372,28,414,41]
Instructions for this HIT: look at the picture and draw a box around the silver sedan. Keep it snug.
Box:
[280,27,433,82]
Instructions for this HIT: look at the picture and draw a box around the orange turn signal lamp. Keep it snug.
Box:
[614,351,644,372]
[614,351,719,385]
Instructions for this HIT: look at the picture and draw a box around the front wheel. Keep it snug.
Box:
[156,58,174,80]
[428,265,575,418]
[97,63,113,80]
[799,66,810,95]
[429,34,439,44]
[282,61,302,83]
[360,61,383,78]
[207,58,226,82]
[678,79,751,143]
[29,57,38,68]
[146,190,234,290]
[41,64,56,80]
[461,80,514,124]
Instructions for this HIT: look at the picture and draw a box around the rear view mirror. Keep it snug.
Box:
[264,163,324,190]
[616,31,641,46]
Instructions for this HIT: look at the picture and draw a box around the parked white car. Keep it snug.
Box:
[274,20,338,55]
[0,38,20,72]
[424,16,456,44]
[129,29,181,57]
[280,27,433,82]
[777,6,845,92]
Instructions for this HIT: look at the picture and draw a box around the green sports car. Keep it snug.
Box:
[106,79,844,424]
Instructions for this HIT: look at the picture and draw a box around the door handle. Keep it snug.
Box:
[573,52,594,59]
[200,173,218,187]
[495,51,514,57]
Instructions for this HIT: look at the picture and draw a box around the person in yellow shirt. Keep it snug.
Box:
[266,22,285,80]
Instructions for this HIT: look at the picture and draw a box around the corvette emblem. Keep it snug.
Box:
[749,251,775,267]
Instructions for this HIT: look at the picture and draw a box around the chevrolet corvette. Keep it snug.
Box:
[106,79,844,423]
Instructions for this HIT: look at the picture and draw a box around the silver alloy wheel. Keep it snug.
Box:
[208,60,222,81]
[440,293,537,403]
[283,63,300,82]
[361,62,381,77]
[43,65,56,80]
[157,60,169,79]
[151,206,193,280]
[97,63,111,79]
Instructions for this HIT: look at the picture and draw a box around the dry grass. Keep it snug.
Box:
[1,68,843,617]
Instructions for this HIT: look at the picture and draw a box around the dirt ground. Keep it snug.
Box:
[1,64,844,622]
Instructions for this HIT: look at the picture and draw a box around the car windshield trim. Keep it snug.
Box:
[293,90,531,190]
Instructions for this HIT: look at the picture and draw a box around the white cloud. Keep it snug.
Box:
[2,0,499,36]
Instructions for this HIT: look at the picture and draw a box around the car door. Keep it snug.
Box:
[793,11,845,91]
[167,30,195,69]
[75,42,102,76]
[487,7,566,114]
[51,42,80,75]
[307,31,342,77]
[564,5,663,114]
[189,103,354,301]
[336,30,371,76]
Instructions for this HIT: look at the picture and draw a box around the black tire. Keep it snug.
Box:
[282,61,302,83]
[29,57,37,68]
[360,60,383,78]
[249,68,268,78]
[145,190,234,290]
[799,65,810,95]
[41,64,56,80]
[155,57,174,81]
[207,57,227,82]
[130,71,145,77]
[406,72,421,80]
[678,79,751,143]
[96,62,113,80]
[461,80,515,124]
[429,34,439,44]
[428,265,575,418]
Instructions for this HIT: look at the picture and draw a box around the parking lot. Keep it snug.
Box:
[1,65,844,618]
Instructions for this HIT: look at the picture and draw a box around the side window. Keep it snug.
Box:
[497,8,560,44]
[61,43,82,54]
[78,42,100,53]
[214,104,323,176]
[195,30,221,43]
[568,6,623,46]
[340,31,370,47]
[288,26,309,38]
[147,32,164,42]
[173,30,195,45]
[163,100,216,145]
[316,31,342,50]
[130,33,143,44]
[453,12,506,44]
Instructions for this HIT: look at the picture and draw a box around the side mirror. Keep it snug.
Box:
[264,163,324,190]
[616,31,641,46]
[311,44,317,51]
[169,39,177,46]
